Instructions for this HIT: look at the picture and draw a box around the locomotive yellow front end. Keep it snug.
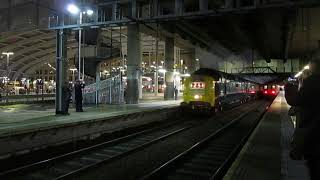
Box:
[181,75,216,113]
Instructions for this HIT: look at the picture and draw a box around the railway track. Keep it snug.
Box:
[0,100,266,180]
[141,104,268,180]
[0,120,196,180]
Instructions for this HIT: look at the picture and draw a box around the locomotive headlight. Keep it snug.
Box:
[194,94,200,100]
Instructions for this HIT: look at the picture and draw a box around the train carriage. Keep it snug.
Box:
[262,84,280,98]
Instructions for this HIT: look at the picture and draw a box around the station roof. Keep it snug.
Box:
[0,29,77,79]
[0,1,319,81]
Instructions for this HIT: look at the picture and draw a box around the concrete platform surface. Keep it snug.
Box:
[223,92,309,180]
[0,100,181,137]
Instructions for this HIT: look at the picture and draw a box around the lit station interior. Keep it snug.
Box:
[0,0,319,179]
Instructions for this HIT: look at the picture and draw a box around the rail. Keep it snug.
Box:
[0,120,193,180]
[141,103,269,180]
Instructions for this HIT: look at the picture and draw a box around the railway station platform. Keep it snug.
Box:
[0,100,181,159]
[0,100,180,136]
[223,92,310,180]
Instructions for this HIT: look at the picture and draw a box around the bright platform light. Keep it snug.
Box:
[294,71,302,78]
[158,69,167,73]
[181,73,190,77]
[86,9,94,15]
[294,64,310,78]
[2,52,14,55]
[67,4,79,14]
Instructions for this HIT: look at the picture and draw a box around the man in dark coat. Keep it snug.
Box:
[296,59,320,180]
[75,80,84,112]
[62,81,71,115]
[286,57,320,180]
[174,86,178,100]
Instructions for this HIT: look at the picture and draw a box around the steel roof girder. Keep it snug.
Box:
[13,48,76,79]
[0,31,55,54]
[9,41,77,71]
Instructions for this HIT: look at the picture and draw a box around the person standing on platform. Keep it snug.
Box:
[285,56,320,180]
[62,82,72,115]
[75,80,84,112]
[174,86,178,100]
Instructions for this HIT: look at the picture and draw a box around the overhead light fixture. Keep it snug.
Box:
[181,73,191,77]
[2,52,14,56]
[86,9,94,16]
[294,64,310,79]
[294,71,302,78]
[67,4,79,14]
[158,69,167,73]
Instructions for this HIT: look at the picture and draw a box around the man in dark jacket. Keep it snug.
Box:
[297,59,320,180]
[286,57,320,180]
[75,80,84,112]
[174,86,178,100]
[62,82,72,115]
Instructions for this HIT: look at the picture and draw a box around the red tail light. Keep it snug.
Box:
[264,90,268,94]
[272,90,275,94]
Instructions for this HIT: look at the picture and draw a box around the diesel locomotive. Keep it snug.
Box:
[181,68,258,114]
